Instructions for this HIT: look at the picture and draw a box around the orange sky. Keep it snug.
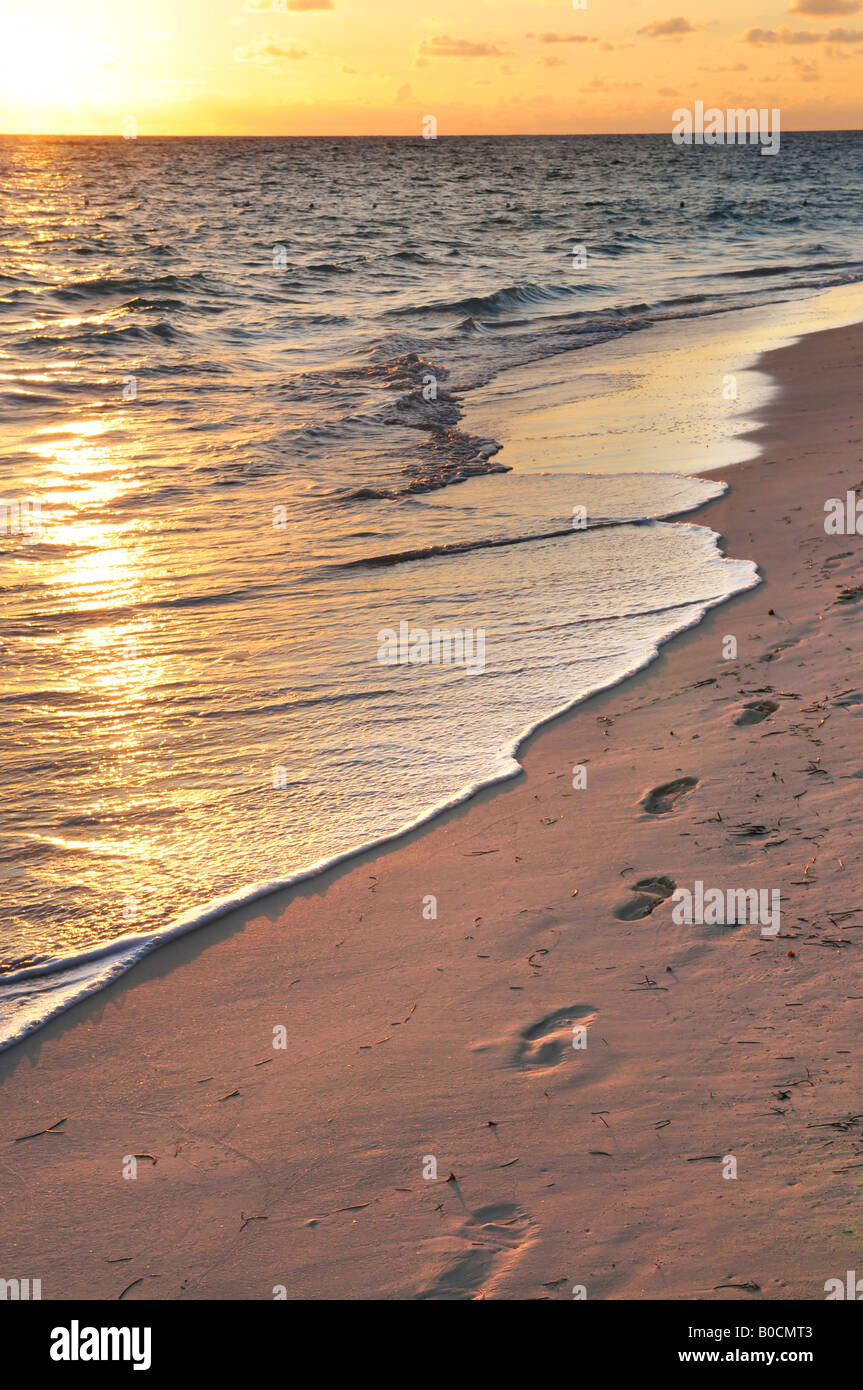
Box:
[1,0,862,135]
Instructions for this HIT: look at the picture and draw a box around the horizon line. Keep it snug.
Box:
[2,126,862,140]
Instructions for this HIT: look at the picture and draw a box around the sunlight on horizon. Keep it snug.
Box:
[1,0,862,137]
[0,13,122,110]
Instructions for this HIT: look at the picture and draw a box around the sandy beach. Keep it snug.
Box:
[3,314,863,1302]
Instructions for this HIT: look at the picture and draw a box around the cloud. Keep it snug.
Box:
[539,55,566,66]
[790,56,822,75]
[637,16,699,37]
[742,22,863,40]
[244,0,333,10]
[581,76,638,91]
[790,0,859,12]
[233,33,309,62]
[419,35,505,57]
[742,25,820,41]
[698,62,749,70]
[536,32,596,43]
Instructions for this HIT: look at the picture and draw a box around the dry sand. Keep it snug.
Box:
[3,318,863,1301]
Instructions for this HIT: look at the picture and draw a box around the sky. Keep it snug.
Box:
[1,0,862,136]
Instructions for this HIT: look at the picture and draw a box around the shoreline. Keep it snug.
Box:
[4,313,863,1299]
[6,283,863,1051]
[0,485,748,1055]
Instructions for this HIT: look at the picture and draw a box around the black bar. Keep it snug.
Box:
[5,1296,858,1375]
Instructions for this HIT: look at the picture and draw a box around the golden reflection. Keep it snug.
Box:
[35,418,118,439]
[21,412,173,711]
[35,414,140,518]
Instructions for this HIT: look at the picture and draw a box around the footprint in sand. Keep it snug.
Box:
[836,585,863,604]
[641,776,699,815]
[760,639,798,663]
[513,1004,597,1070]
[734,699,778,726]
[417,1202,534,1300]
[614,875,676,922]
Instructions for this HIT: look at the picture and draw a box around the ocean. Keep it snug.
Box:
[2,131,863,1048]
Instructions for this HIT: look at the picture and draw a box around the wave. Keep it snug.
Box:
[713,257,863,282]
[338,524,622,567]
[382,267,863,360]
[338,517,645,568]
[48,272,206,302]
[385,281,592,320]
[0,520,760,1055]
[336,477,727,567]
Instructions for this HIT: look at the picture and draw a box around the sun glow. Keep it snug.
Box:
[0,0,859,137]
[0,12,121,110]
